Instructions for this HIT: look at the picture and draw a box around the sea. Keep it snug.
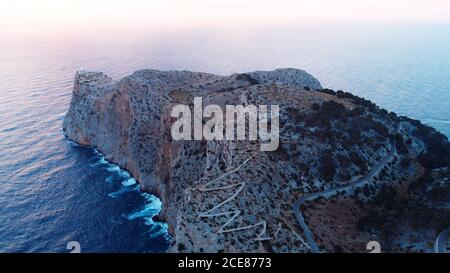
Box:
[0,24,449,252]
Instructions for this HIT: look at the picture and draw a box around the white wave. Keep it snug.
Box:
[105,164,132,180]
[141,192,162,206]
[108,184,139,198]
[147,222,170,240]
[89,147,168,240]
[117,169,130,178]
[89,157,108,167]
[106,164,121,172]
[90,152,131,177]
[127,203,160,220]
[105,176,114,183]
[127,193,167,239]
[121,178,136,186]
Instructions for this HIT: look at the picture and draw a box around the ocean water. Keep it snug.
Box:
[0,24,449,252]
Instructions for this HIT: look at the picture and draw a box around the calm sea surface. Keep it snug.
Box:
[0,24,449,252]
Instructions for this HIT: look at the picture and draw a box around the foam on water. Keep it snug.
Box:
[127,203,160,220]
[91,151,170,242]
[108,184,139,198]
[89,157,108,167]
[126,192,169,240]
[128,192,162,220]
[106,164,121,172]
[105,176,114,183]
[121,178,136,186]
[148,224,170,240]
[93,156,132,178]
[117,169,131,178]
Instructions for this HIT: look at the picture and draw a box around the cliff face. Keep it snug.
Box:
[63,68,450,253]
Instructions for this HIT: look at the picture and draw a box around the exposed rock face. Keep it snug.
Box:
[246,68,322,88]
[64,68,450,253]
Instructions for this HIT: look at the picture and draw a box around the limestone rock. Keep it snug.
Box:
[63,68,450,253]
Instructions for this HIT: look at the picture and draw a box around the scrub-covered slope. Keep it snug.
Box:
[63,68,450,253]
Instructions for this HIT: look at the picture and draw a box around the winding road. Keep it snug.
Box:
[197,154,273,240]
[293,123,401,253]
[434,228,449,253]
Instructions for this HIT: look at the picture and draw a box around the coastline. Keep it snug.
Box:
[63,68,450,253]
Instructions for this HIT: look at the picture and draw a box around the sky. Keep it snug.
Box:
[1,0,450,35]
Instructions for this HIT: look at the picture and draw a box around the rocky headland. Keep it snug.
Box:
[63,68,450,253]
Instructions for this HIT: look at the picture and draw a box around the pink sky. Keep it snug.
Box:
[1,0,450,35]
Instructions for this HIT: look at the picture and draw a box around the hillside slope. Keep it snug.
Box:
[63,68,450,253]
